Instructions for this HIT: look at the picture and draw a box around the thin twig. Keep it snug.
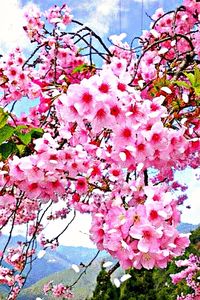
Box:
[69,250,100,288]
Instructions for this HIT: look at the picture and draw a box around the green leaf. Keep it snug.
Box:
[72,63,88,74]
[16,144,27,156]
[15,125,28,133]
[15,127,43,145]
[0,108,9,129]
[30,128,44,139]
[0,142,17,160]
[183,72,195,86]
[0,125,15,145]
[194,66,200,87]
[173,80,191,89]
[15,132,32,145]
[194,86,200,96]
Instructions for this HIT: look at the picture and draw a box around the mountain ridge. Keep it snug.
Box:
[0,222,198,299]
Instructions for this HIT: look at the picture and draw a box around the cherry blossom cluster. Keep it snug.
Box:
[0,266,24,299]
[90,184,189,269]
[0,266,24,287]
[0,4,88,108]
[0,0,199,299]
[0,47,41,105]
[137,0,200,84]
[3,245,34,271]
[171,254,200,299]
[43,281,74,299]
[24,3,72,43]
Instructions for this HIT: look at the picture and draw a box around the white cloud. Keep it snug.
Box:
[0,0,31,54]
[46,212,95,248]
[73,0,121,35]
[181,187,200,225]
[0,0,126,53]
[176,168,200,225]
[2,209,95,248]
[38,199,95,248]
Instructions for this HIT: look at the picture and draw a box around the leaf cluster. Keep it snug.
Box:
[0,108,43,160]
[174,66,200,96]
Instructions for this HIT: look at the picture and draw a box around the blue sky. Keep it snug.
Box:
[0,0,199,247]
[1,0,183,52]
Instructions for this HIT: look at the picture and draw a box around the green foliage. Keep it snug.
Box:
[0,108,9,129]
[72,63,95,74]
[15,130,32,145]
[0,109,44,160]
[184,226,200,257]
[72,63,89,74]
[184,66,200,95]
[174,65,200,96]
[89,264,119,300]
[0,125,15,145]
[0,142,17,160]
[120,268,156,300]
[119,265,188,300]
[14,126,43,145]
[173,80,190,89]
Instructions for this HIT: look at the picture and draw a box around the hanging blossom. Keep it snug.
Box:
[43,281,74,299]
[170,254,200,299]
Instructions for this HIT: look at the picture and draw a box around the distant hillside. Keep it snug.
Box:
[0,235,100,288]
[24,246,100,287]
[177,222,199,233]
[19,257,119,300]
[0,236,105,299]
[19,264,98,300]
